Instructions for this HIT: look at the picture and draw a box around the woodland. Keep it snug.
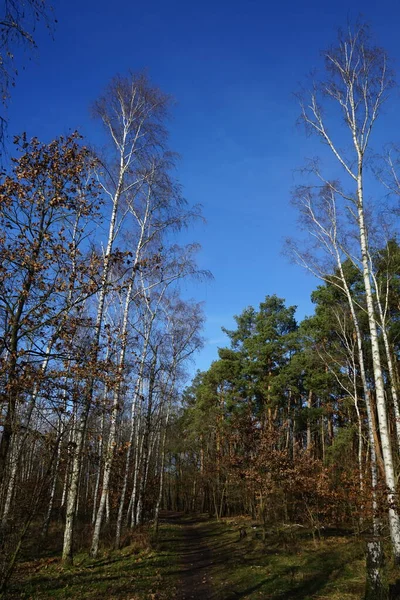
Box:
[0,3,400,600]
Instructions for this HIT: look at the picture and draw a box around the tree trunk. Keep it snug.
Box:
[357,172,400,559]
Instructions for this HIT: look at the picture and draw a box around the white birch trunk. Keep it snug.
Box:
[130,411,145,528]
[115,370,144,548]
[372,269,400,452]
[90,212,148,556]
[154,404,171,536]
[61,422,74,508]
[62,124,127,565]
[42,419,64,537]
[299,33,400,560]
[335,243,381,538]
[92,401,106,525]
[357,186,400,558]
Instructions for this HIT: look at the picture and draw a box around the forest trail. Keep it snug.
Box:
[162,512,247,600]
[8,513,371,599]
[166,513,215,599]
[161,512,369,600]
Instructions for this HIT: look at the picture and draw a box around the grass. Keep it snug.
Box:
[205,518,366,599]
[6,521,182,599]
[5,515,400,599]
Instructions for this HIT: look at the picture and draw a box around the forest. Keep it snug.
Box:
[0,2,400,599]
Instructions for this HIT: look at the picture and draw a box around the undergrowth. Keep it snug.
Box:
[5,514,400,599]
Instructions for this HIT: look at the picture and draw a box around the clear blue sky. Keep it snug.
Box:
[7,0,400,373]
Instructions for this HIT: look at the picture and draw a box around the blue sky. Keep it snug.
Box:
[7,0,400,373]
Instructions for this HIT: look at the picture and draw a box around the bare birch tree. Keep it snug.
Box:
[296,24,400,564]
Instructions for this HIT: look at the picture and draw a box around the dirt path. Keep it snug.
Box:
[159,515,381,600]
[160,513,215,599]
[160,512,238,600]
[178,517,214,599]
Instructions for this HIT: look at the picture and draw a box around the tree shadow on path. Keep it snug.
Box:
[161,513,365,600]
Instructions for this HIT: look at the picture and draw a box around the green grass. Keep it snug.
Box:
[189,517,399,599]
[5,516,400,599]
[207,521,365,599]
[7,522,182,599]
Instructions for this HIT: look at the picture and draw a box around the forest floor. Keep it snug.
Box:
[5,512,400,599]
